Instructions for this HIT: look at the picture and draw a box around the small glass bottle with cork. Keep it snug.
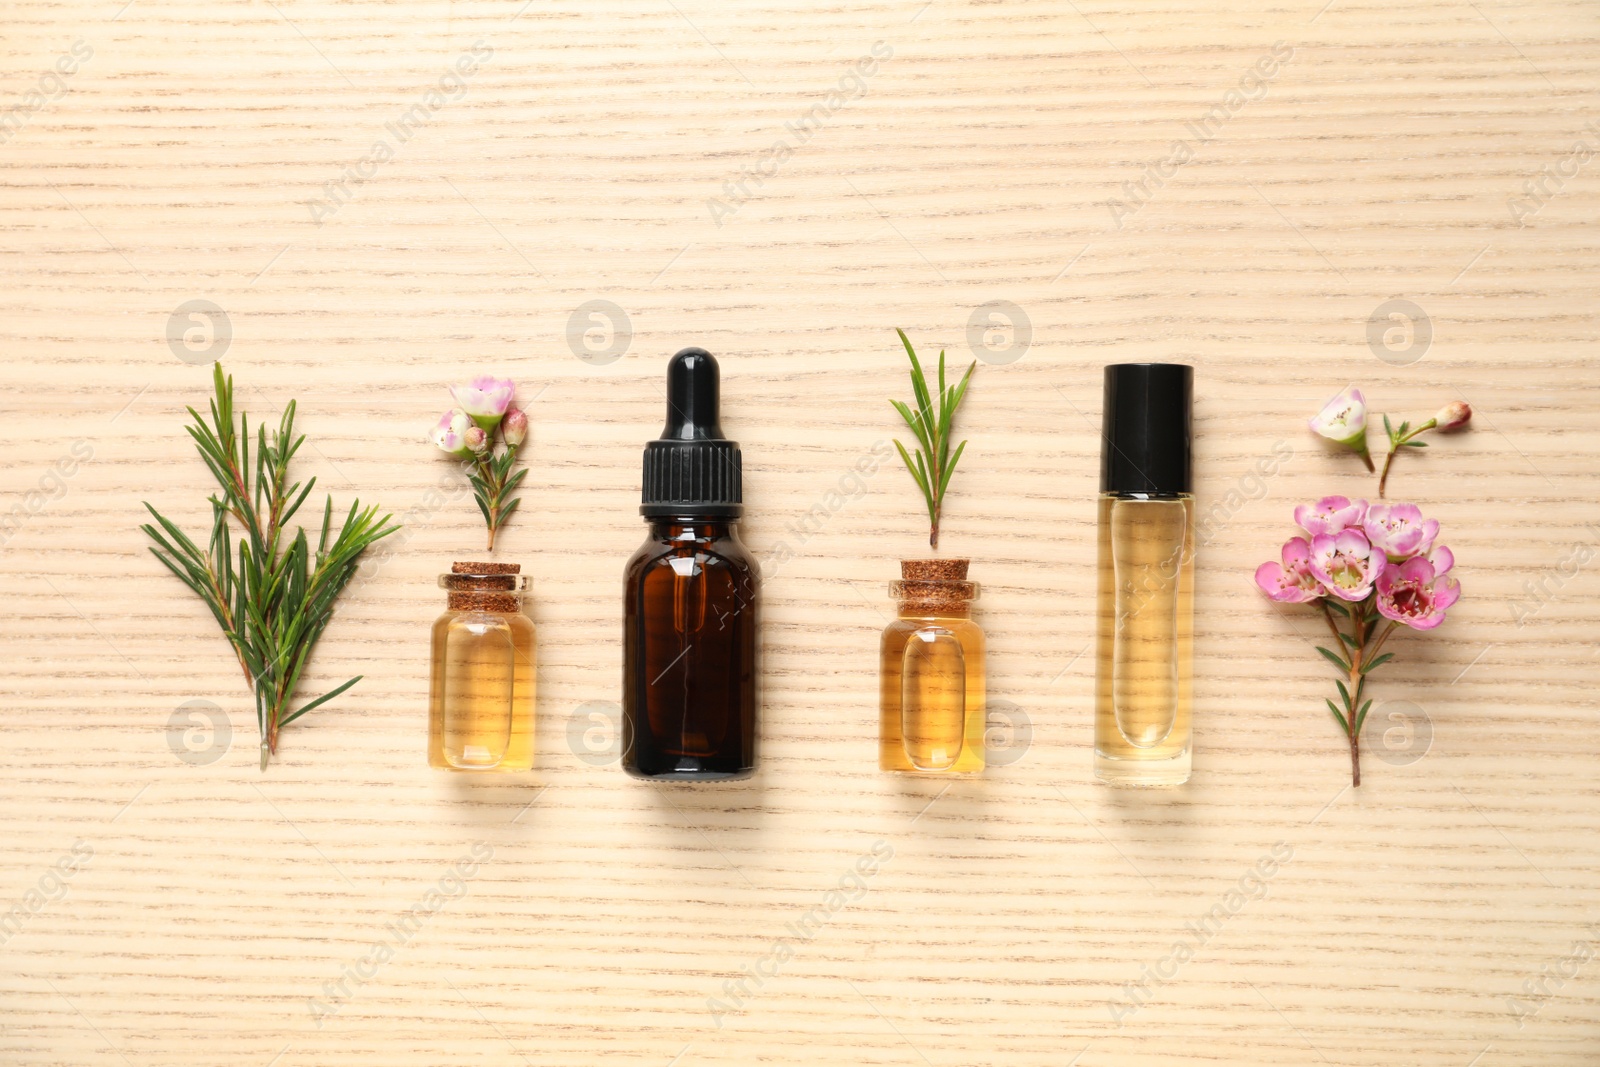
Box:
[879,329,986,775]
[428,561,536,771]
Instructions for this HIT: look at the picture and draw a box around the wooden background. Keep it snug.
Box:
[2,0,1597,1063]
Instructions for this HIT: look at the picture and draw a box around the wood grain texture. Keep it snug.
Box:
[2,0,1597,1063]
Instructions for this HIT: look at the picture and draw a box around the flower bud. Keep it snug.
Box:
[1433,400,1471,432]
[502,407,528,449]
[464,425,490,455]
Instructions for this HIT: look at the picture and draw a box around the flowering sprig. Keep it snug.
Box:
[1256,496,1460,785]
[432,375,528,550]
[1310,386,1471,497]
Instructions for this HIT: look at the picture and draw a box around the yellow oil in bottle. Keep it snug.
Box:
[1094,494,1193,784]
[879,563,985,774]
[428,566,536,772]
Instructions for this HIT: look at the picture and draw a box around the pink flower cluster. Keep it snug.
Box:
[1254,497,1460,629]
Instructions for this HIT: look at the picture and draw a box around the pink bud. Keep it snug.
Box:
[1433,400,1471,431]
[502,407,528,448]
[464,425,490,455]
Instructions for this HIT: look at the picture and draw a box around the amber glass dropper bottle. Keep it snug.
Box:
[621,348,759,781]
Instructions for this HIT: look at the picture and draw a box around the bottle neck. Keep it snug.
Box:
[647,516,739,541]
[896,602,971,620]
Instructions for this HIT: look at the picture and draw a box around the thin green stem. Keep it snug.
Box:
[1347,600,1367,786]
[1378,417,1436,498]
[1363,620,1400,668]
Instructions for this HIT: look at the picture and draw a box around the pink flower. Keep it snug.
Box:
[431,409,473,457]
[502,407,528,449]
[464,425,490,455]
[450,375,515,431]
[1294,495,1367,537]
[1255,536,1326,602]
[1374,556,1461,630]
[1309,385,1372,467]
[1433,400,1471,432]
[1363,502,1439,561]
[1308,528,1385,601]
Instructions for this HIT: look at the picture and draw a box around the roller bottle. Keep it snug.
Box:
[1095,363,1194,786]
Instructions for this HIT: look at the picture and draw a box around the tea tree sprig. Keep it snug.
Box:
[141,364,399,769]
[889,327,976,550]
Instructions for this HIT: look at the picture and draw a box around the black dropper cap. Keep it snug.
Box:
[641,348,744,519]
[1099,363,1193,496]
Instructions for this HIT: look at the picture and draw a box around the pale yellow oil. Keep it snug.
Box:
[1095,494,1193,785]
[879,611,985,774]
[428,609,536,771]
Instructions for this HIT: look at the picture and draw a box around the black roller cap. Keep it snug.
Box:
[1099,363,1193,496]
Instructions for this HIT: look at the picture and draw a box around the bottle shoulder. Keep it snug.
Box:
[881,615,985,644]
[625,527,760,577]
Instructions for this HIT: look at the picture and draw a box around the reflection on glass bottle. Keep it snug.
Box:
[428,562,536,771]
[1094,364,1194,786]
[623,518,759,779]
[879,559,985,774]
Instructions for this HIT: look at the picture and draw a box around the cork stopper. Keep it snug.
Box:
[441,562,525,612]
[452,561,520,575]
[891,558,977,615]
[901,558,968,581]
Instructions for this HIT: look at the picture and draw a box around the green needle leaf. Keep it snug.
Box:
[1326,699,1349,732]
[1316,645,1350,672]
[1362,652,1396,673]
[281,675,363,726]
[1354,699,1374,733]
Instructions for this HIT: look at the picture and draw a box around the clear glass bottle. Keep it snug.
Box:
[1095,364,1194,786]
[879,559,985,774]
[428,562,536,771]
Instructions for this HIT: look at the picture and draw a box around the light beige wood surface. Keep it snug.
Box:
[3,1,1598,1063]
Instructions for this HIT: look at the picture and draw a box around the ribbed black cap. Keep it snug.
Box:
[1099,363,1193,496]
[641,347,743,518]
